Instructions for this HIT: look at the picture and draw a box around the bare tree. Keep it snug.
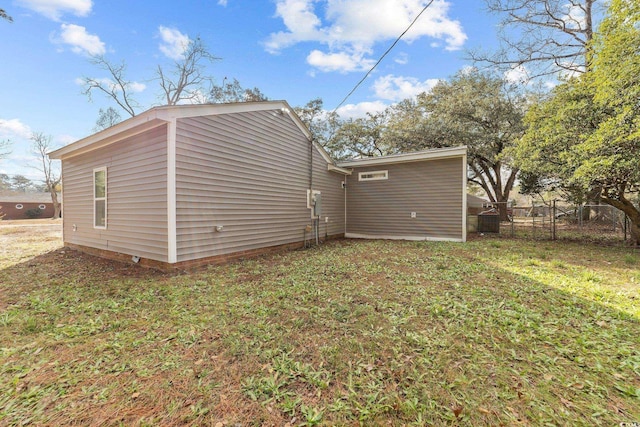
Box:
[82,37,219,117]
[31,133,61,219]
[1,8,12,22]
[93,107,122,132]
[0,139,10,159]
[157,38,220,105]
[210,77,268,103]
[470,0,598,79]
[81,56,141,117]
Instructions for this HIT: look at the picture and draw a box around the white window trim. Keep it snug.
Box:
[358,170,388,181]
[93,167,107,229]
[38,204,46,210]
[15,204,23,210]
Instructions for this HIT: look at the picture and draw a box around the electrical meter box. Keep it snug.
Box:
[313,192,322,217]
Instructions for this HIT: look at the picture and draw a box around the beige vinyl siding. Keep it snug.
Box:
[310,147,346,238]
[346,158,463,240]
[175,110,341,262]
[60,125,169,261]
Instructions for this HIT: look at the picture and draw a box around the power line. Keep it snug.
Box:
[332,0,436,114]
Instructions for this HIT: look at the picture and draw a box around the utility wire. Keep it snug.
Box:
[332,0,436,114]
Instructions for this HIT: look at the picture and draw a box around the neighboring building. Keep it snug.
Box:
[49,101,467,269]
[0,193,60,220]
[467,193,491,215]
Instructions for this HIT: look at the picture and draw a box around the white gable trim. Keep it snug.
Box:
[49,101,330,161]
[328,164,352,175]
[337,146,467,167]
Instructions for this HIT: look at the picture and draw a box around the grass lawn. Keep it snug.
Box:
[0,222,638,426]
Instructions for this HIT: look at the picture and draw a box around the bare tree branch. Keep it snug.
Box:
[469,0,598,79]
[0,139,11,159]
[30,132,61,219]
[1,8,13,22]
[157,37,220,105]
[81,56,141,117]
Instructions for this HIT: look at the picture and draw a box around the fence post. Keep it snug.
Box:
[552,200,557,240]
[579,205,583,230]
[511,209,515,237]
[533,206,536,239]
[624,215,628,241]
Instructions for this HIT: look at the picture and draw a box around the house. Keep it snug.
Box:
[467,193,491,215]
[0,192,60,220]
[49,101,466,269]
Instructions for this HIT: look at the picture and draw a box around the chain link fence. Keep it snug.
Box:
[470,201,635,245]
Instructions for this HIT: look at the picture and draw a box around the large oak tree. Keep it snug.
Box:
[514,0,640,244]
[385,69,526,220]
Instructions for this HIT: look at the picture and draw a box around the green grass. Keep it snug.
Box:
[0,224,638,426]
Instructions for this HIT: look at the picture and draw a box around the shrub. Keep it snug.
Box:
[24,208,42,219]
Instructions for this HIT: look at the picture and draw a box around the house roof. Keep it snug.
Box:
[49,101,337,166]
[336,146,467,167]
[467,193,489,208]
[49,102,467,176]
[0,192,60,203]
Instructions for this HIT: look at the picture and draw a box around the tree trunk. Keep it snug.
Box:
[602,196,640,246]
[49,188,61,219]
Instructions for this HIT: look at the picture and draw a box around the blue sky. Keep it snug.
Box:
[0,0,502,181]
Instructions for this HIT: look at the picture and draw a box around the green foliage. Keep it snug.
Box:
[294,98,346,159]
[587,0,640,187]
[330,111,392,159]
[514,0,640,243]
[23,208,42,219]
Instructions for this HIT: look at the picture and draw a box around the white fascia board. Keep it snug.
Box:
[48,112,170,159]
[345,233,465,243]
[48,101,311,159]
[328,164,352,175]
[337,146,467,167]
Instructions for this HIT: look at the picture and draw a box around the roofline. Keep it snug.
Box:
[336,146,467,167]
[327,164,352,175]
[49,101,316,159]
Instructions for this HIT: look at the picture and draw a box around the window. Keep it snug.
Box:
[358,170,388,181]
[15,204,23,210]
[38,204,46,210]
[94,167,107,229]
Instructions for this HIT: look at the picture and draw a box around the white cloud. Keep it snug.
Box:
[56,134,77,145]
[394,52,409,65]
[74,77,146,93]
[373,74,439,101]
[563,2,587,30]
[307,50,376,73]
[504,65,530,84]
[17,0,92,21]
[336,101,388,118]
[158,26,190,60]
[217,0,228,5]
[57,23,105,56]
[265,0,467,73]
[0,118,33,139]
